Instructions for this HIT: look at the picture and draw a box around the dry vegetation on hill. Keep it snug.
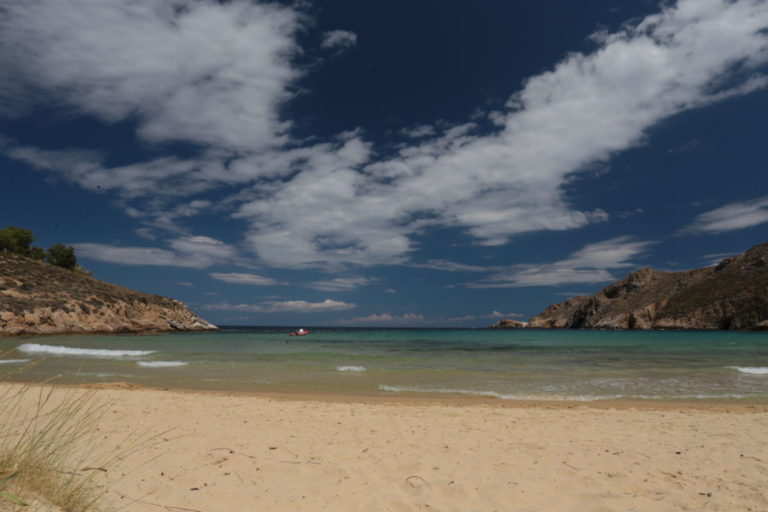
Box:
[0,255,216,336]
[525,242,768,330]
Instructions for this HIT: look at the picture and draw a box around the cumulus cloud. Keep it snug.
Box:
[321,30,358,49]
[400,124,436,139]
[685,196,768,233]
[305,276,375,292]
[210,272,280,286]
[0,0,300,152]
[3,0,768,269]
[240,0,768,267]
[468,237,653,288]
[203,299,355,313]
[488,311,523,318]
[75,236,238,269]
[336,313,426,325]
[411,259,499,272]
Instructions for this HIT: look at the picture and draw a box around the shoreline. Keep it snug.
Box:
[27,380,768,412]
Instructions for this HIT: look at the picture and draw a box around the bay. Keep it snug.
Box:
[2,327,768,402]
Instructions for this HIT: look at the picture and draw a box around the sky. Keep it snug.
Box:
[1,0,768,327]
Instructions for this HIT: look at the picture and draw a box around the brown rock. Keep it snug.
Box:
[0,254,217,336]
[490,319,528,329]
[527,242,768,330]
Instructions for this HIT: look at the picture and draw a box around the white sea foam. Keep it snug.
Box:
[137,361,188,368]
[377,385,751,402]
[76,372,133,378]
[0,359,30,365]
[17,343,155,358]
[337,365,367,372]
[728,366,768,375]
[377,385,606,401]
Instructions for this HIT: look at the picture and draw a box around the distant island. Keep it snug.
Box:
[493,241,768,330]
[1,229,216,336]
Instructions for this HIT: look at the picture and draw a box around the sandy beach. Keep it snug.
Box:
[5,383,767,512]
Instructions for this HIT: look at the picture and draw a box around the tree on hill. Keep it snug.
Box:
[0,226,35,254]
[46,244,77,270]
[1,226,83,271]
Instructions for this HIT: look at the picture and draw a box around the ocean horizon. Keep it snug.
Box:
[2,326,768,403]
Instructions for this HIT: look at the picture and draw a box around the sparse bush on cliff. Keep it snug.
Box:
[0,227,35,256]
[27,247,45,261]
[46,244,77,270]
[0,226,81,272]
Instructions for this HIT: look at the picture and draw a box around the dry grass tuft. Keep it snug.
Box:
[0,377,107,512]
[0,355,158,512]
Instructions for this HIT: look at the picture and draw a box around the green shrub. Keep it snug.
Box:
[0,227,34,255]
[46,245,77,270]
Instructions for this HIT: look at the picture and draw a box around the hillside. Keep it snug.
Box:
[0,254,217,336]
[525,242,768,330]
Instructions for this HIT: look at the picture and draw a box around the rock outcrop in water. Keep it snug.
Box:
[517,242,768,330]
[490,319,528,329]
[0,254,217,336]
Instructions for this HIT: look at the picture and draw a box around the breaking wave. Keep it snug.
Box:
[729,366,768,375]
[377,385,750,401]
[17,343,155,358]
[336,365,367,372]
[137,361,188,368]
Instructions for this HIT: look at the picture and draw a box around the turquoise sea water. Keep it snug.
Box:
[2,327,768,402]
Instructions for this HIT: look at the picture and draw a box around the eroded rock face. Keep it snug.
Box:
[0,255,217,336]
[525,242,768,330]
[490,319,528,329]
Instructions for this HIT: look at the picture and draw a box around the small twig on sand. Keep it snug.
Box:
[562,461,580,472]
[120,495,204,512]
[405,475,431,488]
[210,447,257,460]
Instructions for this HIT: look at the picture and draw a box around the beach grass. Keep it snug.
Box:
[0,357,147,512]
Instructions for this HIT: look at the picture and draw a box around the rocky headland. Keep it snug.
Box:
[0,254,217,336]
[497,242,768,330]
[490,319,528,329]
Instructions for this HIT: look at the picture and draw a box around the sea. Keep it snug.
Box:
[2,327,768,402]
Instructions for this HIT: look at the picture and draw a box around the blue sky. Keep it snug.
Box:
[1,0,767,327]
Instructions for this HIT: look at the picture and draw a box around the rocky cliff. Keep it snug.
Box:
[525,242,768,330]
[490,319,528,329]
[0,254,217,336]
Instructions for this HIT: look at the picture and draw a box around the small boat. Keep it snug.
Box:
[289,328,309,336]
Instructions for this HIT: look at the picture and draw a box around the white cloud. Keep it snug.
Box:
[686,196,768,233]
[321,30,358,49]
[75,236,238,269]
[411,259,498,272]
[0,0,300,152]
[238,0,768,267]
[488,311,523,319]
[3,0,768,269]
[203,299,355,313]
[305,276,374,292]
[210,272,280,286]
[75,244,186,267]
[469,237,653,288]
[400,124,436,139]
[336,313,426,325]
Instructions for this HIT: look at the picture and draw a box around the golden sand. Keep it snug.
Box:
[7,384,768,511]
